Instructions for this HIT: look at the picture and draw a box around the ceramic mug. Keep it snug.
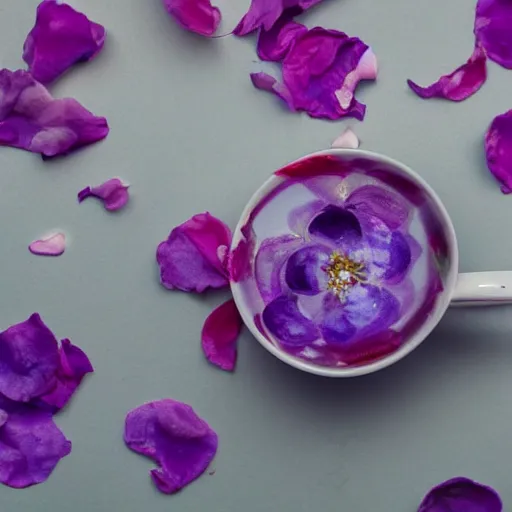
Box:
[230,148,512,377]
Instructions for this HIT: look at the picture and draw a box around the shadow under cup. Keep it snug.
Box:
[230,150,458,377]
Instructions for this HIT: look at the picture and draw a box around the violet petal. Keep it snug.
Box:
[418,477,502,512]
[163,0,221,37]
[407,45,487,101]
[285,245,330,295]
[308,206,362,244]
[23,0,106,84]
[0,314,59,403]
[384,232,412,283]
[250,72,295,110]
[257,16,307,62]
[124,399,218,494]
[485,109,512,193]
[29,232,66,256]
[331,128,360,149]
[0,401,71,488]
[157,212,232,293]
[201,299,242,372]
[0,69,109,157]
[78,178,129,212]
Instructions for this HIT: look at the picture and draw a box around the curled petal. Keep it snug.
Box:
[257,16,307,62]
[29,231,66,256]
[308,206,362,244]
[201,299,242,372]
[418,477,502,512]
[0,69,108,158]
[485,109,512,193]
[157,212,232,293]
[78,178,129,212]
[163,0,221,37]
[331,128,359,149]
[284,245,329,295]
[23,0,106,84]
[407,45,487,101]
[124,399,218,494]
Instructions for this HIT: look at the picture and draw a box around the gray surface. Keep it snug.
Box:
[0,0,511,509]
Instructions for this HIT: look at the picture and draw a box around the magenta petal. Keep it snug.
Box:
[124,399,218,494]
[418,477,502,512]
[407,45,487,102]
[485,109,512,193]
[29,232,66,256]
[250,72,295,110]
[78,178,129,211]
[257,17,307,62]
[0,314,60,403]
[0,401,71,488]
[0,69,108,158]
[163,0,221,37]
[23,0,106,84]
[201,299,242,372]
[157,212,232,293]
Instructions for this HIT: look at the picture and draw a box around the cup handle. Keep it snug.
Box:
[450,271,512,307]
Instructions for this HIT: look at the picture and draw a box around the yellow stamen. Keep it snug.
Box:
[324,251,366,298]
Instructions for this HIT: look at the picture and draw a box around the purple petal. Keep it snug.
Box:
[346,184,409,229]
[201,299,242,372]
[228,237,253,283]
[78,178,129,212]
[257,16,307,62]
[284,245,329,295]
[407,44,487,101]
[38,339,93,411]
[485,109,512,193]
[124,399,218,494]
[0,69,109,158]
[23,0,106,84]
[0,401,71,488]
[163,0,221,37]
[250,72,295,110]
[156,212,232,293]
[475,0,512,69]
[0,314,60,403]
[308,206,362,244]
[418,477,502,512]
[29,232,66,256]
[331,128,359,149]
[383,232,412,284]
[262,295,319,347]
[288,199,326,235]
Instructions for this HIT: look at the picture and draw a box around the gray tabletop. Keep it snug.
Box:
[1,0,512,510]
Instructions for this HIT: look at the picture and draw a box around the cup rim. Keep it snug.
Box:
[230,148,459,377]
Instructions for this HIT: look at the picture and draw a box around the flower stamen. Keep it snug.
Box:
[324,251,366,298]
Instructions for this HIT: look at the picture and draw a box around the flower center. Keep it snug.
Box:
[324,251,366,298]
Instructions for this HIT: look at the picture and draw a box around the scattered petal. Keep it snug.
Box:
[407,45,487,101]
[331,128,359,149]
[124,399,218,494]
[163,0,221,37]
[0,69,108,158]
[0,400,71,488]
[29,232,66,256]
[418,477,502,512]
[485,109,512,193]
[201,299,242,371]
[23,0,106,84]
[228,237,252,282]
[257,16,307,62]
[157,212,232,293]
[250,72,294,109]
[78,178,129,212]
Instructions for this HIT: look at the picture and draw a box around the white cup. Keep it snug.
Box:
[230,148,512,377]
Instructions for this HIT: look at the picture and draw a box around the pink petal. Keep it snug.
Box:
[124,399,218,494]
[485,109,512,193]
[29,232,66,256]
[331,128,359,149]
[78,178,129,212]
[201,299,243,371]
[156,212,232,293]
[0,69,108,158]
[408,44,487,101]
[162,0,221,37]
[23,0,106,84]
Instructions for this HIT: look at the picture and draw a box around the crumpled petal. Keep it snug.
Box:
[124,399,218,494]
[0,69,109,158]
[163,0,221,37]
[78,178,129,212]
[485,109,512,193]
[418,477,502,512]
[285,245,330,295]
[157,212,232,293]
[23,0,106,84]
[29,231,66,256]
[0,400,71,488]
[475,0,512,69]
[257,15,307,62]
[201,299,242,372]
[331,128,359,149]
[407,44,487,101]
